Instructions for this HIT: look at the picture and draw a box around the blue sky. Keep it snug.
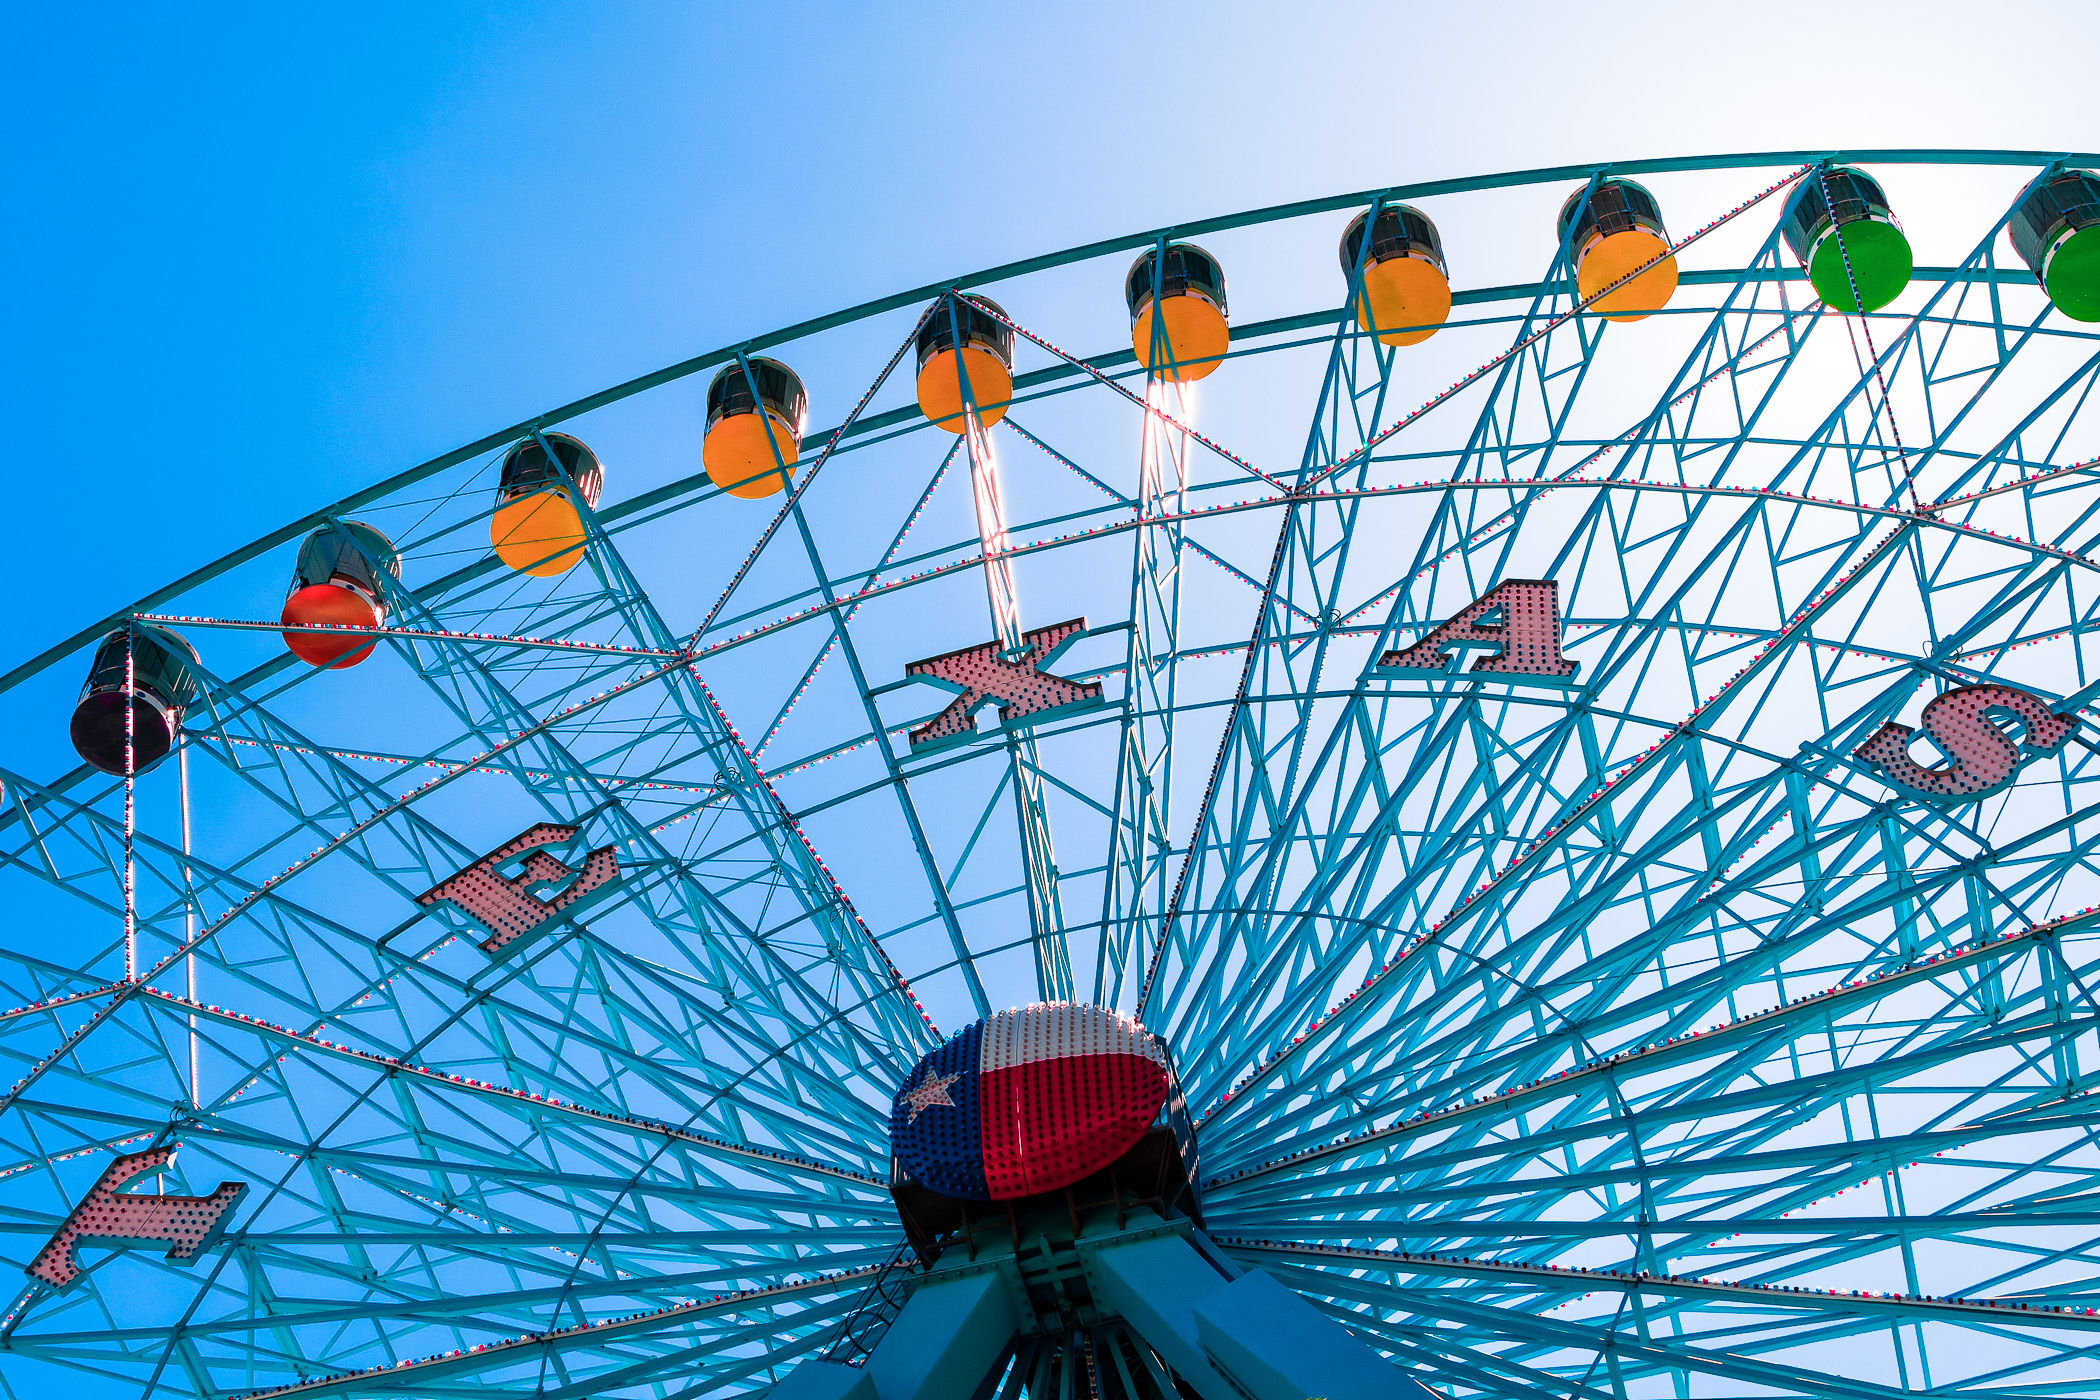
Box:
[6,1,2095,668]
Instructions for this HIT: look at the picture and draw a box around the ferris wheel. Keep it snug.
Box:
[4,147,2100,1399]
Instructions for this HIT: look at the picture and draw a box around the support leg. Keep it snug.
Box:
[1090,1230,1408,1400]
[865,1269,1016,1400]
[768,1360,875,1400]
[1194,1269,1411,1400]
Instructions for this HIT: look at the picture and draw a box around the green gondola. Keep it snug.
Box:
[2011,169,2100,322]
[1782,166,1912,313]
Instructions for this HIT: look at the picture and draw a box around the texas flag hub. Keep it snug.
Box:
[890,1002,1171,1201]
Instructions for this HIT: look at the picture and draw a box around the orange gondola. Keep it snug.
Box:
[1127,243,1229,381]
[916,295,1014,432]
[1558,178,1678,321]
[1339,203,1452,347]
[490,433,604,576]
[703,359,809,499]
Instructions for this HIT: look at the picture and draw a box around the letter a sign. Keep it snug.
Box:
[1381,579,1579,681]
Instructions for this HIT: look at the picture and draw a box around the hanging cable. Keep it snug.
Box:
[180,739,196,1107]
[1814,164,1921,513]
[122,623,136,983]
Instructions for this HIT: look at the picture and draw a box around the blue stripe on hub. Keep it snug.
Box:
[890,1020,987,1200]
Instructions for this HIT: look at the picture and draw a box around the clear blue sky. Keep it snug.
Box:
[6,1,2094,668]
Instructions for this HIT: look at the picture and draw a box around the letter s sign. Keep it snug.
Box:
[1853,684,2079,801]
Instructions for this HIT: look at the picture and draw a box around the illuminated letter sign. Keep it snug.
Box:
[1381,579,1578,680]
[906,618,1102,747]
[28,1147,246,1289]
[1854,684,2077,801]
[417,822,620,955]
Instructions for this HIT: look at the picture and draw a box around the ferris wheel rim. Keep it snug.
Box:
[8,145,2100,1395]
[7,145,2092,706]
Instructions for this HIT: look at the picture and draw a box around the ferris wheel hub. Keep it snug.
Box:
[888,1002,1195,1207]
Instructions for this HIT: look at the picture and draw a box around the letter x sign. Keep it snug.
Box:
[905,619,1102,747]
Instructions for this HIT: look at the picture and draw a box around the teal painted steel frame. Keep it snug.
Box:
[2,149,2100,1398]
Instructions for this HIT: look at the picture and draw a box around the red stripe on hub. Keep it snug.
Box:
[978,1051,1168,1199]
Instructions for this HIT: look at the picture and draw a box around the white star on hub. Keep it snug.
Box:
[900,1070,960,1125]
